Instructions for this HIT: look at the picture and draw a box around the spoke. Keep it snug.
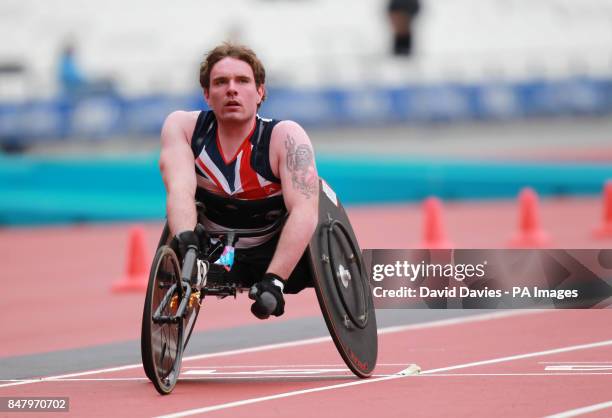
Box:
[145,245,184,393]
[159,342,167,366]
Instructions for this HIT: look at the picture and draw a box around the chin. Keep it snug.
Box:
[219,111,252,123]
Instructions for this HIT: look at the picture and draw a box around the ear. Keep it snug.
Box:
[257,84,265,105]
[203,88,210,105]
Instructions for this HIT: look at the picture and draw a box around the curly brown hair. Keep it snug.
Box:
[199,43,266,104]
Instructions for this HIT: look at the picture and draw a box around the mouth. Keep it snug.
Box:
[225,100,241,108]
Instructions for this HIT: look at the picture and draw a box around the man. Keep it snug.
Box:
[159,43,319,319]
[387,0,421,56]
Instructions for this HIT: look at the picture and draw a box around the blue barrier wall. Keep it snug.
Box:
[1,77,612,145]
[0,154,610,225]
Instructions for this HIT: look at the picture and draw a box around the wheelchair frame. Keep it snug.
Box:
[140,214,286,395]
[141,179,377,395]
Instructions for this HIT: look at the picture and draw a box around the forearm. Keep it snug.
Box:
[158,110,199,237]
[266,207,318,280]
[166,188,197,237]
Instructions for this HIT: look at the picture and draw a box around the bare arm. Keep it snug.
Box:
[159,111,198,236]
[267,121,319,280]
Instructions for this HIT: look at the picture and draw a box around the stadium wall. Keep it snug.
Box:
[2,77,612,147]
[1,153,610,225]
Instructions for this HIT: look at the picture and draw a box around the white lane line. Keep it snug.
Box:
[184,368,347,376]
[0,378,150,382]
[182,363,410,369]
[0,375,395,382]
[0,309,538,389]
[420,340,612,375]
[543,400,612,418]
[155,339,612,418]
[539,361,612,364]
[156,374,406,418]
[4,371,611,385]
[408,372,612,377]
[0,364,147,389]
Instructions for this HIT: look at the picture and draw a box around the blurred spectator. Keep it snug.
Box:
[57,41,116,98]
[58,42,88,95]
[387,0,421,56]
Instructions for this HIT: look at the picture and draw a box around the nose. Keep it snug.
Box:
[227,79,238,95]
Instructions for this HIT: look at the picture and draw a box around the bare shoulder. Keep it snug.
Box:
[271,120,311,146]
[269,120,316,178]
[270,120,314,158]
[163,110,200,130]
[161,110,201,145]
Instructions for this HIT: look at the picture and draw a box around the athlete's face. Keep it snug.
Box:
[204,57,264,124]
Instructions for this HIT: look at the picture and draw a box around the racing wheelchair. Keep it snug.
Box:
[140,179,377,394]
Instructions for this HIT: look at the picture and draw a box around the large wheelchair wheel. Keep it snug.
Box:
[308,179,378,378]
[156,223,201,351]
[141,245,185,395]
[141,224,174,383]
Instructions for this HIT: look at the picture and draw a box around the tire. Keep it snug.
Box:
[141,245,185,395]
[307,179,378,378]
[141,223,171,383]
[157,222,200,353]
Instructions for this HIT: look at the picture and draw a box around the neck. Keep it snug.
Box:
[217,117,256,145]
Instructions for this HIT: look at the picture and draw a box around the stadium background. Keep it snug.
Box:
[1,0,611,227]
[1,3,612,416]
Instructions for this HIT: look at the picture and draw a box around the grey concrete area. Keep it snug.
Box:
[309,116,612,158]
[23,116,612,159]
[0,309,490,380]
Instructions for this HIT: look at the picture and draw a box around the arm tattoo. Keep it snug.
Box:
[285,135,316,198]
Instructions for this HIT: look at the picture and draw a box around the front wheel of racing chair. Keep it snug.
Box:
[141,244,185,395]
[141,210,286,394]
[141,224,201,394]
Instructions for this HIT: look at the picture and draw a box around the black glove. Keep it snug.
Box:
[173,230,199,259]
[248,273,286,319]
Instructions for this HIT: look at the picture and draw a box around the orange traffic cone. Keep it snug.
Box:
[594,180,612,239]
[111,226,150,292]
[508,188,549,248]
[421,197,452,249]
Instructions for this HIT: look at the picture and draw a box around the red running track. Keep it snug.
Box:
[0,198,612,357]
[2,197,610,357]
[1,197,611,417]
[1,310,611,417]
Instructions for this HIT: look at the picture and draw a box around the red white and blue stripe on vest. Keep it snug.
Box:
[191,111,282,200]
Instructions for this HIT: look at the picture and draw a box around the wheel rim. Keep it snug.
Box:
[326,220,369,329]
[147,246,184,394]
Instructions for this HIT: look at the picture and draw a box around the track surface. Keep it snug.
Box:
[1,310,610,417]
[1,197,611,417]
